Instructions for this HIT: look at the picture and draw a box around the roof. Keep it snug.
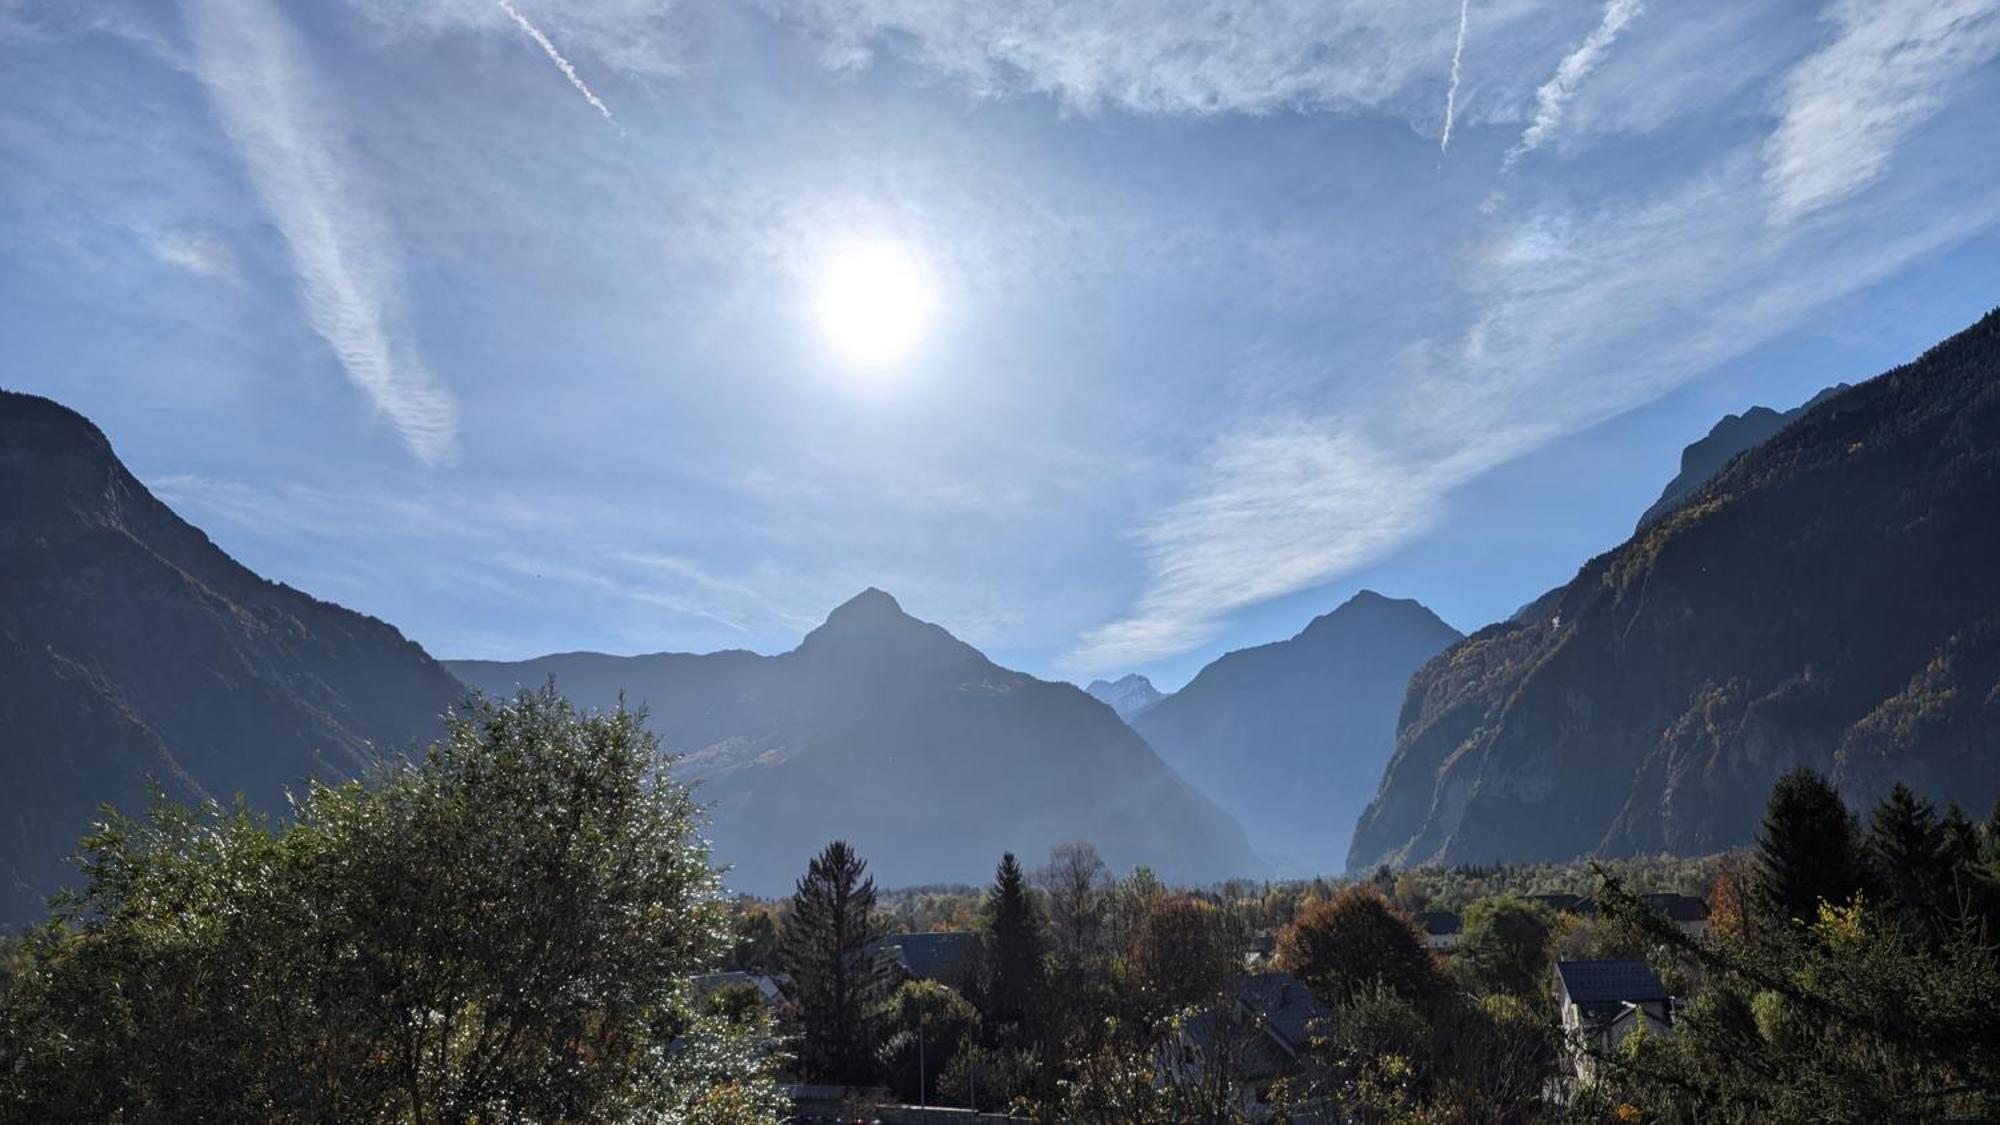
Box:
[1230,971,1336,1055]
[1414,910,1461,936]
[1556,960,1668,1020]
[870,931,978,982]
[1642,893,1710,922]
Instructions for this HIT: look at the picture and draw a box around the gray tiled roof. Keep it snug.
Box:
[1556,959,1667,1019]
[870,931,978,982]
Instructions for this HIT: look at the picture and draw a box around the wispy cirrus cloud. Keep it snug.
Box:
[1439,0,1472,153]
[1504,0,1642,167]
[1764,0,2000,221]
[184,0,456,463]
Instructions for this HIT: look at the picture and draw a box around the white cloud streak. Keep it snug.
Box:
[184,0,456,463]
[493,0,617,123]
[1763,0,2000,221]
[1439,0,1471,153]
[1504,0,1642,167]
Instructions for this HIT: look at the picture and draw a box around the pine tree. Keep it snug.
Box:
[981,853,1047,1033]
[780,840,890,1084]
[1755,767,1864,923]
[1865,783,1949,941]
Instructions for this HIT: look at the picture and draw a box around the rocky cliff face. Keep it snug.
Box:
[0,391,465,923]
[451,590,1266,893]
[1351,309,2000,871]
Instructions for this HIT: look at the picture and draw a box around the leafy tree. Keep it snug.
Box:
[1455,895,1556,997]
[1122,896,1229,1024]
[981,852,1048,1033]
[0,687,784,1123]
[1755,766,1864,923]
[1039,840,1111,967]
[780,840,891,1084]
[1277,885,1448,1007]
[877,979,979,1105]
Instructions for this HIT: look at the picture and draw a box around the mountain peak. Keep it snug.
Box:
[797,588,983,668]
[1085,673,1165,719]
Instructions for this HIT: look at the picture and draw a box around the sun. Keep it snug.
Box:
[813,239,935,371]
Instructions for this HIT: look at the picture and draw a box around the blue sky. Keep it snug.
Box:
[4,0,1999,690]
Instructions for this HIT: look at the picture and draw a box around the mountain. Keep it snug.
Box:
[449,590,1265,894]
[1635,384,1848,530]
[1086,673,1165,718]
[0,391,464,924]
[1351,309,2000,872]
[1128,591,1462,875]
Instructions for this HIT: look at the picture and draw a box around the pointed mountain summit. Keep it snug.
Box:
[0,390,465,924]
[1636,384,1848,530]
[450,592,1264,893]
[1353,308,2000,871]
[1086,673,1165,719]
[1129,590,1461,875]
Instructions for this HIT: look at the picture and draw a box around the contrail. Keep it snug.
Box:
[1439,0,1471,154]
[494,0,615,124]
[1506,0,1642,168]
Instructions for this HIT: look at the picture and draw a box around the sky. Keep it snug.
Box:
[4,0,2000,691]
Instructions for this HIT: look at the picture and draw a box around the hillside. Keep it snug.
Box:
[0,391,464,924]
[1635,384,1846,530]
[1129,591,1462,875]
[450,590,1265,893]
[1351,310,2000,871]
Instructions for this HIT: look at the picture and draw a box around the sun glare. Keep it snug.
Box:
[813,240,934,372]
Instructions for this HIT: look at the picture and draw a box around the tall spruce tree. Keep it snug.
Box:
[1755,767,1864,923]
[981,853,1047,1033]
[1866,783,1950,941]
[780,840,890,1084]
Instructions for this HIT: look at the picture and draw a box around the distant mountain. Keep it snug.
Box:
[1129,591,1462,876]
[1636,384,1847,530]
[1351,310,2000,871]
[1086,673,1165,719]
[450,590,1265,894]
[0,391,464,924]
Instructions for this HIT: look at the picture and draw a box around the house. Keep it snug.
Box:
[1414,910,1461,951]
[1641,893,1711,936]
[869,931,979,988]
[1554,960,1673,1082]
[690,970,784,1008]
[1159,972,1336,1121]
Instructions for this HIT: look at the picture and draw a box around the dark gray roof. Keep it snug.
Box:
[1641,893,1710,922]
[1556,959,1667,1019]
[1231,972,1335,1055]
[870,931,978,982]
[1414,910,1461,935]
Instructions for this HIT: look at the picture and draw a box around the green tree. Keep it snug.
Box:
[981,852,1048,1033]
[1755,766,1864,923]
[0,687,784,1124]
[877,979,980,1105]
[1456,895,1556,997]
[1122,896,1229,1025]
[779,840,891,1084]
[1277,885,1448,1007]
[1865,782,1951,942]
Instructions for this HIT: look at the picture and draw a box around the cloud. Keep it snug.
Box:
[493,0,617,123]
[184,0,456,463]
[1764,0,2000,222]
[1504,0,1642,166]
[1439,0,1471,153]
[147,228,239,281]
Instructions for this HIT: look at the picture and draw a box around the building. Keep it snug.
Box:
[1640,893,1711,936]
[869,931,979,989]
[1554,959,1673,1082]
[1160,972,1336,1121]
[690,970,783,1008]
[1413,910,1462,951]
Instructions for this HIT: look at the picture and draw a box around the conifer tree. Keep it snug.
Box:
[1755,767,1863,923]
[780,840,890,1084]
[981,853,1047,1033]
[1866,783,1949,941]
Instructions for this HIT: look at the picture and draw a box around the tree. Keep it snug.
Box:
[1755,766,1864,923]
[1455,895,1555,997]
[877,980,980,1105]
[780,840,892,1084]
[1277,885,1448,1006]
[1039,840,1111,967]
[1865,782,1950,942]
[1123,897,1229,1024]
[0,687,784,1123]
[981,853,1048,1033]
